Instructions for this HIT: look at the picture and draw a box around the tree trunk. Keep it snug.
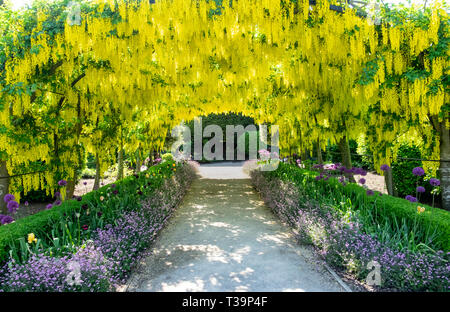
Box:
[338,135,356,183]
[93,154,100,191]
[0,160,9,214]
[384,167,394,196]
[135,151,141,174]
[317,140,323,165]
[439,120,450,211]
[117,147,124,181]
[66,180,76,200]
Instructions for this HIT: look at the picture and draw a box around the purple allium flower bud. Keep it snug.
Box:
[380,164,390,171]
[24,201,29,206]
[7,200,19,213]
[429,178,440,187]
[412,167,425,176]
[405,195,417,203]
[54,191,60,197]
[54,200,62,206]
[416,186,426,193]
[58,180,67,187]
[0,215,14,225]
[83,181,87,186]
[112,190,119,195]
[366,190,374,196]
[359,178,366,185]
[3,194,15,203]
[46,204,53,210]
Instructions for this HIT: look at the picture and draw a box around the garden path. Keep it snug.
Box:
[124,162,346,292]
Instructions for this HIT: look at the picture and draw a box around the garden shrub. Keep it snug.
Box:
[20,189,54,203]
[392,144,423,197]
[324,139,373,170]
[186,112,257,161]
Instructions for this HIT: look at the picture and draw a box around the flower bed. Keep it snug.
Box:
[250,163,450,291]
[0,160,197,292]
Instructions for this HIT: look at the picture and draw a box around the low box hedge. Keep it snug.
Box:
[267,164,450,251]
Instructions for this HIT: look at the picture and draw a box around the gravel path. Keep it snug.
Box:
[124,162,346,292]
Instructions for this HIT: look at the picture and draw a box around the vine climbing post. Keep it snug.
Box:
[93,153,100,191]
[0,160,9,214]
[117,128,124,181]
[439,122,450,211]
[338,135,355,183]
[135,148,141,174]
[384,166,395,196]
[316,140,323,165]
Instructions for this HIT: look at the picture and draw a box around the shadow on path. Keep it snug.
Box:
[125,163,344,292]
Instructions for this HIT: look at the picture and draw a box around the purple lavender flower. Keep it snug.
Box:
[6,200,19,213]
[416,186,426,193]
[412,167,425,176]
[3,194,14,203]
[380,164,390,171]
[429,178,440,187]
[58,180,67,186]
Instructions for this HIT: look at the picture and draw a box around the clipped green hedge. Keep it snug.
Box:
[267,163,450,251]
[0,161,174,262]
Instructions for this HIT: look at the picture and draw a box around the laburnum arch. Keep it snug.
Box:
[0,0,448,209]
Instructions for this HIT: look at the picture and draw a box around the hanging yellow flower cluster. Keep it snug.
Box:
[0,0,448,197]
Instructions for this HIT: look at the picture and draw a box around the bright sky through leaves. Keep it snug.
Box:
[8,0,433,11]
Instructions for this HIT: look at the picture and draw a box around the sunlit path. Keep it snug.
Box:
[125,162,345,292]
